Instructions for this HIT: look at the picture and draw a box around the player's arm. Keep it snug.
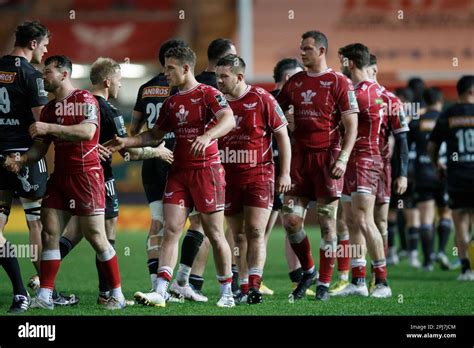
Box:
[3,139,50,174]
[31,106,44,122]
[130,110,145,136]
[29,122,97,141]
[273,126,291,193]
[107,127,165,153]
[120,143,173,163]
[392,132,409,195]
[190,109,235,157]
[427,111,448,178]
[331,112,358,179]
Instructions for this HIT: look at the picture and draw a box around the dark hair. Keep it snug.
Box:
[369,54,377,66]
[207,38,235,63]
[14,20,50,47]
[273,58,304,83]
[158,39,187,66]
[216,54,246,74]
[456,75,474,96]
[407,77,425,103]
[423,87,443,106]
[165,46,196,68]
[301,31,328,53]
[44,55,72,74]
[395,87,414,103]
[338,43,370,69]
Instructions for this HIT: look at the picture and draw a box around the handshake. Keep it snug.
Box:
[1,152,25,174]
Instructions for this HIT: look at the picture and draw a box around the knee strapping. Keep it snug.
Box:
[287,228,306,244]
[146,234,161,252]
[149,201,163,223]
[282,203,305,218]
[22,200,41,222]
[317,204,337,219]
[0,205,11,222]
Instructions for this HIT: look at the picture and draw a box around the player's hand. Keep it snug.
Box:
[106,135,126,153]
[277,173,291,193]
[155,142,174,164]
[3,153,25,174]
[330,160,346,179]
[393,176,407,195]
[189,133,212,157]
[97,144,112,162]
[29,122,50,138]
[436,162,447,181]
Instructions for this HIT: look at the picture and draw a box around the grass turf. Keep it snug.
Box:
[0,226,473,316]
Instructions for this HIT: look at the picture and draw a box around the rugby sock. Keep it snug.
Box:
[437,219,452,254]
[217,274,233,295]
[240,278,249,294]
[289,267,303,283]
[461,258,470,274]
[351,258,366,285]
[231,264,239,293]
[96,239,115,293]
[147,258,159,288]
[59,236,74,259]
[407,227,419,251]
[156,266,173,295]
[397,211,407,251]
[179,230,204,267]
[189,274,204,291]
[288,229,314,272]
[387,220,396,249]
[372,259,388,285]
[97,247,121,291]
[249,268,263,291]
[176,264,191,286]
[318,240,337,287]
[420,224,434,266]
[40,249,61,291]
[0,241,28,296]
[337,235,350,273]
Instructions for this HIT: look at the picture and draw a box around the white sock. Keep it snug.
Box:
[150,274,157,289]
[176,264,191,286]
[340,272,349,281]
[38,288,53,303]
[155,277,169,295]
[110,286,124,301]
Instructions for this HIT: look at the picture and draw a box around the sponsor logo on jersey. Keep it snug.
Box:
[448,116,474,128]
[301,90,316,105]
[420,119,436,132]
[176,105,189,126]
[113,116,127,136]
[348,90,358,110]
[215,94,229,108]
[275,104,287,122]
[191,98,202,104]
[0,71,16,83]
[142,86,170,98]
[243,102,257,110]
[320,81,333,88]
[36,78,48,97]
[0,118,20,125]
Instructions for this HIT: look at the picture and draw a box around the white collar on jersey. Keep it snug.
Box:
[226,84,251,101]
[306,68,332,77]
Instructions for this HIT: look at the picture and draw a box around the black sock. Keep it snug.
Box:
[289,267,303,283]
[397,211,407,250]
[147,258,159,275]
[231,264,239,293]
[407,227,419,252]
[59,236,74,259]
[461,258,470,273]
[179,230,204,267]
[387,221,397,248]
[189,274,204,291]
[437,219,452,254]
[351,277,365,286]
[96,239,115,293]
[0,241,27,296]
[419,224,433,266]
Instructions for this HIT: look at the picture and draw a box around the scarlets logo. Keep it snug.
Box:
[176,105,189,126]
[301,90,316,105]
[243,102,257,110]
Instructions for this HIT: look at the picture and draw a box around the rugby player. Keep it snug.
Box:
[276,31,359,301]
[428,75,474,281]
[108,46,237,307]
[216,54,291,304]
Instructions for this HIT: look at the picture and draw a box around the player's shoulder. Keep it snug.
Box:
[443,102,474,116]
[140,73,167,88]
[74,89,97,103]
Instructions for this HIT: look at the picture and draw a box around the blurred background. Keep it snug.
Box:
[1,0,473,231]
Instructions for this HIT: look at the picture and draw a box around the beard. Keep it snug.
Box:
[44,81,58,92]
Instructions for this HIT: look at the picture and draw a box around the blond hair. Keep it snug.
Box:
[90,57,120,85]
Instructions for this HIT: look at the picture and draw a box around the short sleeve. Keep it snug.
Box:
[276,80,291,111]
[133,85,144,113]
[80,93,99,125]
[389,95,409,134]
[335,76,359,116]
[204,87,232,118]
[154,98,172,132]
[264,92,287,132]
[429,111,449,145]
[25,70,48,108]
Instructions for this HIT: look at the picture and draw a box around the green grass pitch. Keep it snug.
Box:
[0,227,473,316]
